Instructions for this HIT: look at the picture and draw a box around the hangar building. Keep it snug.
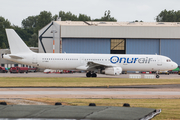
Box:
[39,21,180,66]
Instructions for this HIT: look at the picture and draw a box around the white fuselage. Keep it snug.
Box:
[3,53,178,72]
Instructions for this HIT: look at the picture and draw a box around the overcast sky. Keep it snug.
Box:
[1,0,180,27]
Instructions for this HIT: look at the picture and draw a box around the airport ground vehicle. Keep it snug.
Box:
[63,70,73,73]
[0,67,8,73]
[141,71,152,74]
[169,67,179,74]
[28,67,37,72]
[10,67,28,73]
[9,67,18,73]
[159,71,169,75]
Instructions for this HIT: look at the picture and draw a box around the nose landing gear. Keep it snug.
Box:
[156,71,160,78]
[156,74,160,78]
[1,54,4,58]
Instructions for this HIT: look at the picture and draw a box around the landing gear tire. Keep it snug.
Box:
[86,72,97,77]
[86,72,92,77]
[156,75,160,78]
[92,73,97,77]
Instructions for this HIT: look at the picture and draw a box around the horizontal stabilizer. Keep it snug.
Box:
[9,54,23,59]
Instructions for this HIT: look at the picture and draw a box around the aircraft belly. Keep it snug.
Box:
[121,63,156,71]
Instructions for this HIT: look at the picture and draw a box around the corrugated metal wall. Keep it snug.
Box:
[62,38,110,54]
[61,26,180,39]
[161,39,180,65]
[126,39,160,54]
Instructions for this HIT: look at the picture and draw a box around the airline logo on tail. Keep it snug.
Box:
[110,56,153,64]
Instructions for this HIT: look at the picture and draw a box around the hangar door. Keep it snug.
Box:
[62,38,110,54]
[111,39,125,54]
[126,39,160,54]
[161,39,180,66]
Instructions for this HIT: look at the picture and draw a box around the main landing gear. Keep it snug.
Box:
[86,71,97,77]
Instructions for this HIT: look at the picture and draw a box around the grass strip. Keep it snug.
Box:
[0,77,180,87]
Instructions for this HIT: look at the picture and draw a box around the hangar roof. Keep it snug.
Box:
[55,21,180,27]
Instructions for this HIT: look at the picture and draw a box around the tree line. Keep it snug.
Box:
[1,9,180,49]
[156,9,180,22]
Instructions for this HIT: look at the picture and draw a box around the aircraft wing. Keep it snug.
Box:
[86,61,117,71]
[76,61,117,70]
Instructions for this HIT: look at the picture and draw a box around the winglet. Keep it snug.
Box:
[5,29,33,54]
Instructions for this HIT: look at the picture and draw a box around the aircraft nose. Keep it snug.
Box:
[172,62,178,69]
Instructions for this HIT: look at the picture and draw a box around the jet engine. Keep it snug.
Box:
[105,67,122,75]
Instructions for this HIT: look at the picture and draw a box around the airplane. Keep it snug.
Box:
[2,29,178,78]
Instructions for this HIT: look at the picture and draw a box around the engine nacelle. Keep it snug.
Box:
[105,67,122,75]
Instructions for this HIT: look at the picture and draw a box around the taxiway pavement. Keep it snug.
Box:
[0,88,180,99]
[0,72,180,79]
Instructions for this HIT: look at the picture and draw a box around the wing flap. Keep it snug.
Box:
[88,61,117,71]
[87,61,117,67]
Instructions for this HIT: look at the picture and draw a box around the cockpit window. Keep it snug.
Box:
[166,59,171,62]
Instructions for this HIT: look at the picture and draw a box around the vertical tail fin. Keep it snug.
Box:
[5,29,33,54]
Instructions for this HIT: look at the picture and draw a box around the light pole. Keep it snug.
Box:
[51,30,57,53]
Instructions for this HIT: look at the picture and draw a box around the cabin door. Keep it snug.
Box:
[157,56,162,66]
[32,54,37,64]
[80,57,84,64]
[156,56,162,71]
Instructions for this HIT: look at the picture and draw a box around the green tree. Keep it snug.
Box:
[52,14,59,21]
[93,10,117,21]
[0,16,11,48]
[36,11,52,32]
[28,33,38,47]
[59,11,78,21]
[134,20,143,22]
[1,42,6,49]
[156,9,180,22]
[22,15,38,29]
[21,16,38,46]
[78,14,91,21]
[58,11,91,21]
